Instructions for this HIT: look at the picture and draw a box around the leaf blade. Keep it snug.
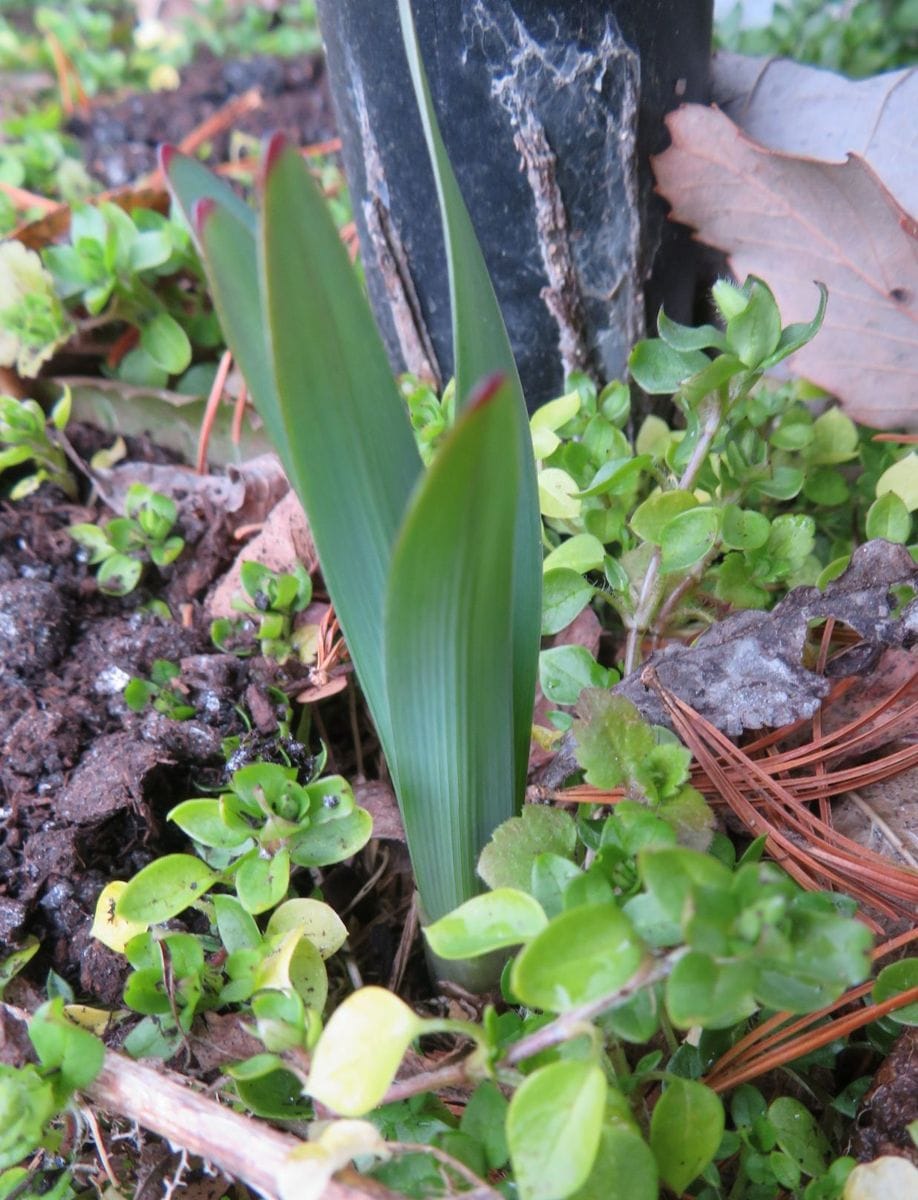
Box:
[398,0,542,809]
[385,376,519,920]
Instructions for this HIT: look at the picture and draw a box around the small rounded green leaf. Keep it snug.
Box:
[650,1078,724,1194]
[876,453,918,511]
[539,468,582,519]
[725,279,781,367]
[805,408,859,465]
[541,569,594,636]
[768,1097,829,1177]
[629,340,710,394]
[872,959,918,1025]
[511,903,644,1012]
[140,312,192,374]
[425,888,548,960]
[576,455,651,500]
[539,645,614,707]
[630,490,697,545]
[666,952,757,1029]
[168,798,252,849]
[266,898,348,960]
[571,1123,658,1200]
[507,1061,607,1200]
[659,506,721,572]
[117,855,217,924]
[97,554,142,596]
[235,848,290,914]
[288,806,372,867]
[866,492,911,544]
[212,893,262,954]
[543,533,605,575]
[721,505,770,551]
[254,929,328,1011]
[307,987,423,1116]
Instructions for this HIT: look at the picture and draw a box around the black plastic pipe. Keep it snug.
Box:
[316,0,713,409]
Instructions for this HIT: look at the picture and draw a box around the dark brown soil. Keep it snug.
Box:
[0,440,332,1000]
[66,50,337,189]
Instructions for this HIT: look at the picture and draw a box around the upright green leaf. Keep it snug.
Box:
[385,376,519,921]
[399,0,542,808]
[161,144,256,235]
[163,151,285,466]
[650,1078,724,1194]
[258,137,423,758]
[507,1060,607,1200]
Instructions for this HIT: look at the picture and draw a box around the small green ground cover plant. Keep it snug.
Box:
[68,481,184,595]
[0,997,103,1180]
[124,657,195,720]
[716,0,918,78]
[91,753,371,1086]
[0,388,75,498]
[211,560,313,664]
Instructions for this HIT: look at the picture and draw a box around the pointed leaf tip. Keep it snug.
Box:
[468,371,507,412]
[158,144,175,174]
[262,132,289,182]
[192,197,217,235]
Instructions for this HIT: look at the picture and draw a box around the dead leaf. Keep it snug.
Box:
[832,766,918,872]
[652,105,918,427]
[354,780,405,842]
[712,53,917,216]
[101,455,288,523]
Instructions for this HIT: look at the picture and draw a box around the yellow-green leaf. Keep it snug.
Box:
[307,987,423,1116]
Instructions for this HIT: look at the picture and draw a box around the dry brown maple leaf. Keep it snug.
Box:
[652,104,918,428]
[712,53,916,216]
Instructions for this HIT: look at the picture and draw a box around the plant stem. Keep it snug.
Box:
[623,398,723,675]
[388,1143,502,1200]
[0,1002,399,1200]
[502,950,683,1067]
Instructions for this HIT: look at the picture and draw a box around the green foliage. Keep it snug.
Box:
[38,202,219,386]
[0,998,103,1172]
[124,658,195,719]
[531,277,915,683]
[95,757,369,1073]
[724,1084,856,1198]
[0,241,73,375]
[716,0,918,77]
[573,692,713,848]
[211,560,312,664]
[0,2,320,99]
[650,1077,724,1194]
[124,761,373,918]
[69,482,184,595]
[507,1060,607,1200]
[0,389,75,499]
[298,794,876,1198]
[0,107,94,223]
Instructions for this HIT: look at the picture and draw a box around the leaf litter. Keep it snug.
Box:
[652,84,918,427]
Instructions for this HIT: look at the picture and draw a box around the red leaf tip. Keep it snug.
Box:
[262,132,289,183]
[158,144,176,174]
[192,197,217,236]
[467,372,506,412]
